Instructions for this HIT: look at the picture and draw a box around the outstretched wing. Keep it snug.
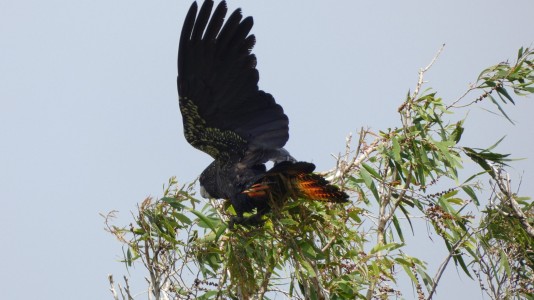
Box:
[178,0,289,164]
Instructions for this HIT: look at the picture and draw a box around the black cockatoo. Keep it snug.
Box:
[177,0,348,227]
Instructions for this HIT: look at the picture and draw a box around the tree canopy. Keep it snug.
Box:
[106,46,534,299]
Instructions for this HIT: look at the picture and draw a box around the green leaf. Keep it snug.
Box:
[485,135,506,152]
[361,163,382,179]
[461,186,479,205]
[214,223,227,241]
[452,251,473,279]
[126,248,133,267]
[370,242,403,254]
[496,86,515,104]
[463,171,487,184]
[443,189,459,199]
[298,258,317,277]
[161,197,186,209]
[392,136,401,162]
[451,121,464,144]
[359,167,380,202]
[280,218,299,226]
[415,265,433,289]
[197,291,218,299]
[298,240,318,259]
[173,212,192,225]
[398,204,415,235]
[499,248,512,277]
[392,215,405,243]
[348,210,362,223]
[463,147,494,177]
[189,208,217,232]
[447,198,465,206]
[488,94,515,124]
[400,262,418,283]
[518,46,524,59]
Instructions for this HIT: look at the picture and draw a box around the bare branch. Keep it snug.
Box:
[413,44,446,100]
[108,274,119,300]
[426,230,474,300]
[492,165,534,239]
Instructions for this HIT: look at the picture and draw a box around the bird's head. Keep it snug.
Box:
[199,161,220,199]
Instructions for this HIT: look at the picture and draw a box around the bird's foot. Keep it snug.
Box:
[228,214,265,230]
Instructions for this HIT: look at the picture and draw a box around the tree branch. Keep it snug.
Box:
[492,165,534,239]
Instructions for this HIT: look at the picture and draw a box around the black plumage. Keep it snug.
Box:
[177,0,348,227]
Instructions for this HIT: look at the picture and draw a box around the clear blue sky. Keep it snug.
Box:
[1,0,533,299]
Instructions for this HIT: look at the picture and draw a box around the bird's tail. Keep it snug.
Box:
[291,173,349,203]
[243,161,349,203]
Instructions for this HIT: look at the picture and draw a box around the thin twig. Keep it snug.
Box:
[492,166,534,239]
[426,230,473,300]
[413,44,446,100]
[323,128,380,182]
[123,276,134,300]
[427,194,502,300]
[109,274,119,300]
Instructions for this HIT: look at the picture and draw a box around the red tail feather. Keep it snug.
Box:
[292,173,349,203]
[243,161,349,204]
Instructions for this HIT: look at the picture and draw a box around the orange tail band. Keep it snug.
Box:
[293,173,348,203]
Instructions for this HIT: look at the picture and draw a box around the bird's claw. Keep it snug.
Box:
[228,214,265,230]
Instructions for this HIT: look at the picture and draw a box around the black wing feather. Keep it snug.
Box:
[203,2,227,41]
[177,3,197,85]
[178,0,289,164]
[190,0,213,41]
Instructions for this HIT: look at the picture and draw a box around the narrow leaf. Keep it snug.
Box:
[359,167,380,202]
[392,215,405,243]
[496,86,515,104]
[189,208,217,232]
[488,94,515,124]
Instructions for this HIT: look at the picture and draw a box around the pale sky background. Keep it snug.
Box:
[1,0,533,299]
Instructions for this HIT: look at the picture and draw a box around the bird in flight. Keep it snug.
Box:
[177,0,348,228]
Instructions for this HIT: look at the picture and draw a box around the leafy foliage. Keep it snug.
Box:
[106,47,534,299]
